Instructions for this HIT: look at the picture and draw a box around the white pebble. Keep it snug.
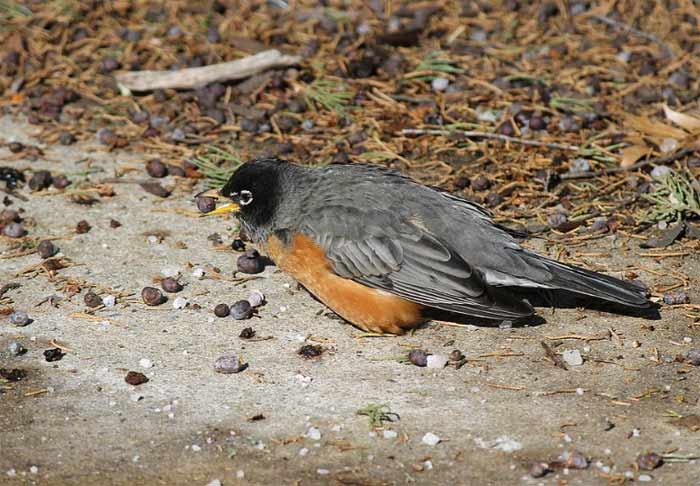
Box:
[431,77,449,92]
[659,138,678,153]
[173,296,188,309]
[422,432,441,446]
[139,358,153,369]
[247,290,265,308]
[102,295,116,307]
[162,267,180,278]
[651,165,671,179]
[7,469,16,477]
[426,354,448,368]
[368,431,376,438]
[29,466,38,474]
[562,349,584,366]
[317,469,329,476]
[632,428,641,437]
[299,447,309,456]
[638,475,652,482]
[423,460,433,470]
[383,430,398,439]
[147,235,158,244]
[683,336,693,343]
[236,470,245,479]
[130,393,143,402]
[191,444,201,452]
[306,426,321,441]
[576,388,584,395]
[192,267,205,279]
[206,480,221,486]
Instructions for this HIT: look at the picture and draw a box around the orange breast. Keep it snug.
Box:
[265,233,424,334]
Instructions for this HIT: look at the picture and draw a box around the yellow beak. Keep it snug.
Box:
[196,188,240,216]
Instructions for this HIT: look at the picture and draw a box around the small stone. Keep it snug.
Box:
[206,480,222,486]
[651,165,671,179]
[0,209,20,224]
[383,430,398,439]
[3,222,25,238]
[161,277,183,293]
[636,452,663,471]
[7,341,26,356]
[214,304,230,318]
[58,130,76,145]
[247,290,265,308]
[192,267,205,279]
[638,474,653,482]
[140,182,171,198]
[145,159,168,178]
[196,197,216,213]
[663,291,689,305]
[214,354,247,374]
[426,354,448,368]
[231,239,246,251]
[299,447,309,456]
[43,348,64,362]
[84,291,102,308]
[109,219,122,228]
[75,220,91,234]
[562,349,584,366]
[449,349,465,361]
[298,344,323,358]
[569,158,590,173]
[307,426,322,441]
[141,287,165,306]
[37,239,57,258]
[28,170,53,191]
[237,249,265,274]
[9,311,30,327]
[685,349,700,366]
[316,469,329,476]
[239,327,256,339]
[408,349,428,367]
[96,128,117,145]
[559,450,588,469]
[139,358,153,369]
[172,296,188,309]
[125,371,149,385]
[236,470,245,479]
[301,119,314,131]
[422,432,441,446]
[471,175,491,191]
[529,462,551,478]
[102,295,116,307]
[431,77,449,92]
[230,300,253,320]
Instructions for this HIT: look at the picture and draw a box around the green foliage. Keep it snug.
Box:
[410,51,464,81]
[643,169,700,223]
[356,403,400,429]
[303,78,353,115]
[189,144,242,187]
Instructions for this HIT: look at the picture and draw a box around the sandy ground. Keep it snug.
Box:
[1,116,699,485]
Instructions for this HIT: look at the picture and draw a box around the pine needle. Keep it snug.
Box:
[189,144,242,188]
[642,169,700,223]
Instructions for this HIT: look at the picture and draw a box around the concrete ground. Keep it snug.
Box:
[1,116,699,485]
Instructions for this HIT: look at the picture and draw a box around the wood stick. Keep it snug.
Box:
[115,50,301,92]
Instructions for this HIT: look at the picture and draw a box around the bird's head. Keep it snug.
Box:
[197,158,288,230]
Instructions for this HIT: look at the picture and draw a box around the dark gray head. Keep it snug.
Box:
[217,158,292,232]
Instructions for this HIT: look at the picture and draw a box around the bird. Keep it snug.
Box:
[199,157,649,334]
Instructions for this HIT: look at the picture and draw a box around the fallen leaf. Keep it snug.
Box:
[663,104,700,132]
[620,144,650,168]
[625,114,687,140]
[672,415,700,432]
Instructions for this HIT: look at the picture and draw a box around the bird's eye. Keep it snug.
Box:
[239,190,253,206]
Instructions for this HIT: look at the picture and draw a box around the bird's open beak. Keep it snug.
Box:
[196,188,240,216]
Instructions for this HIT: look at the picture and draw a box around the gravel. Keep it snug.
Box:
[9,310,31,327]
[562,349,584,366]
[422,432,441,446]
[213,354,247,374]
[230,300,253,320]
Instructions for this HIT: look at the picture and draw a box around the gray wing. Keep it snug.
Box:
[299,205,534,320]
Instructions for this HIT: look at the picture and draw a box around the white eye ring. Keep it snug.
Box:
[239,190,253,206]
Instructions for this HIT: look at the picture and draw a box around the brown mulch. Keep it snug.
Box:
[0,0,699,244]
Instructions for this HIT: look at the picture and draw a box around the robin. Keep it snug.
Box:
[199,158,649,334]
